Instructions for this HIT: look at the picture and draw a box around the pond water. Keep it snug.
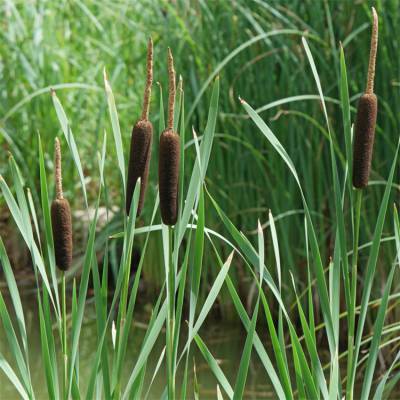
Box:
[0,293,276,399]
[2,293,397,399]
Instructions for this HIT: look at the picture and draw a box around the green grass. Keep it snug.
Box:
[0,0,400,398]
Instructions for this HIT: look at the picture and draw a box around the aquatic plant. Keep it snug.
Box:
[353,7,379,189]
[159,48,180,226]
[126,38,154,216]
[51,137,72,271]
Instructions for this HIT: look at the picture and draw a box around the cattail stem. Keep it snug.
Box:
[366,7,378,95]
[61,272,68,400]
[167,47,176,130]
[55,137,63,200]
[141,37,153,121]
[346,189,363,400]
[166,226,176,400]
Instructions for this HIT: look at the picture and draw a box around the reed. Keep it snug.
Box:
[352,7,378,189]
[159,48,180,226]
[126,37,154,216]
[51,137,73,271]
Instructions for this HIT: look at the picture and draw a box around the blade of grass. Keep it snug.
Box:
[349,139,400,393]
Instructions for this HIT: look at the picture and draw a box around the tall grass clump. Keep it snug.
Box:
[0,4,399,400]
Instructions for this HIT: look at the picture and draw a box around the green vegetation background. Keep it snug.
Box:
[1,0,398,300]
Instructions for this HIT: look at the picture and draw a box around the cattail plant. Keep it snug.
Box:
[159,48,180,225]
[51,137,73,271]
[352,7,378,189]
[126,37,154,216]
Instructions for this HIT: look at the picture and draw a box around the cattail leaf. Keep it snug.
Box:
[186,29,313,123]
[177,88,185,223]
[211,249,285,400]
[360,260,396,400]
[287,321,319,399]
[241,99,336,354]
[37,293,57,399]
[0,173,57,314]
[233,299,259,400]
[42,287,60,396]
[189,186,205,324]
[2,83,101,123]
[217,385,224,400]
[259,281,293,399]
[339,46,353,187]
[302,38,346,387]
[51,91,88,208]
[122,301,168,399]
[177,77,219,246]
[90,256,111,398]
[373,351,400,400]
[173,218,194,381]
[350,139,399,389]
[103,69,126,195]
[27,188,41,250]
[0,353,29,400]
[144,347,166,400]
[257,219,293,399]
[111,181,143,392]
[87,183,159,400]
[0,239,28,360]
[67,196,100,397]
[291,277,329,399]
[194,334,233,399]
[0,293,32,396]
[362,206,400,400]
[181,251,233,357]
[268,212,290,381]
[38,135,61,312]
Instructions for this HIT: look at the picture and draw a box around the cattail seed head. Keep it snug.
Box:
[159,128,180,225]
[126,119,153,214]
[52,198,73,271]
[126,37,154,216]
[51,138,73,271]
[352,7,379,189]
[158,48,180,225]
[353,94,377,189]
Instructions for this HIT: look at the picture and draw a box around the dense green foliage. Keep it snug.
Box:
[0,0,399,398]
[1,1,398,287]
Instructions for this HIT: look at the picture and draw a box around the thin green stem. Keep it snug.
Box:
[167,226,176,399]
[62,273,67,400]
[346,189,362,400]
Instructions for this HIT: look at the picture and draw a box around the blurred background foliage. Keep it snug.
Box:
[1,0,399,310]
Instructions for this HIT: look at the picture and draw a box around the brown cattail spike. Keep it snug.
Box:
[366,7,378,95]
[352,8,379,189]
[159,48,180,225]
[126,120,153,215]
[159,129,180,225]
[52,138,73,271]
[126,37,154,216]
